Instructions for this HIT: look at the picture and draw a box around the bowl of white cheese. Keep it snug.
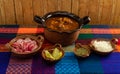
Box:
[90,38,115,55]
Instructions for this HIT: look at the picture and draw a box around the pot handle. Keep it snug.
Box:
[82,16,91,25]
[34,15,46,28]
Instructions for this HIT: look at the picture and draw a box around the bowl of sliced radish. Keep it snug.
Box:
[6,35,44,58]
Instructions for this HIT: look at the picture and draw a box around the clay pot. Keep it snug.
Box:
[34,11,90,46]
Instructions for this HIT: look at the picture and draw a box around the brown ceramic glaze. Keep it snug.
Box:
[44,29,80,46]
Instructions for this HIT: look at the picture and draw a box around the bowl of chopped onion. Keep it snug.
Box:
[6,35,44,58]
[90,38,115,55]
[41,44,64,62]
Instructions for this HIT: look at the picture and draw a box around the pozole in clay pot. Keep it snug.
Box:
[34,11,90,46]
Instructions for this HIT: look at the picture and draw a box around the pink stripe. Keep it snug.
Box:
[0,28,44,34]
[92,28,111,34]
[0,28,18,33]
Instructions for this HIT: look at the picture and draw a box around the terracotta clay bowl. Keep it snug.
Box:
[73,43,91,58]
[41,44,64,63]
[6,35,44,58]
[90,38,115,55]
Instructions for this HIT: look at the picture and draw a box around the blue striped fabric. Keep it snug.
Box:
[78,53,104,74]
[93,34,112,39]
[100,52,120,74]
[0,52,120,74]
[0,25,19,28]
[90,25,109,28]
[55,52,80,74]
[0,33,17,38]
[0,52,11,74]
[0,25,19,38]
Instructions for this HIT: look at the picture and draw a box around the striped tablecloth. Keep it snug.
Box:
[0,25,120,74]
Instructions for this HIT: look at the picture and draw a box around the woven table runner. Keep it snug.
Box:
[0,25,120,74]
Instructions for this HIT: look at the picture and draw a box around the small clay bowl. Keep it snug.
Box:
[6,35,44,58]
[73,43,91,58]
[41,44,64,63]
[90,38,115,55]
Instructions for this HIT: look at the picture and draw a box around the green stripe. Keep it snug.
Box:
[79,25,93,39]
[78,34,94,39]
[82,25,91,28]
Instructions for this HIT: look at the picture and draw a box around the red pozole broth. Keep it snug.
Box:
[45,17,79,32]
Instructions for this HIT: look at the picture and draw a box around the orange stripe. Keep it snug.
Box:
[18,28,37,33]
[110,29,120,34]
[37,28,44,33]
[0,44,10,52]
[114,45,120,52]
[79,29,92,34]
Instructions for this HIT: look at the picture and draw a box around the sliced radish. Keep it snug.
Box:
[11,38,38,53]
